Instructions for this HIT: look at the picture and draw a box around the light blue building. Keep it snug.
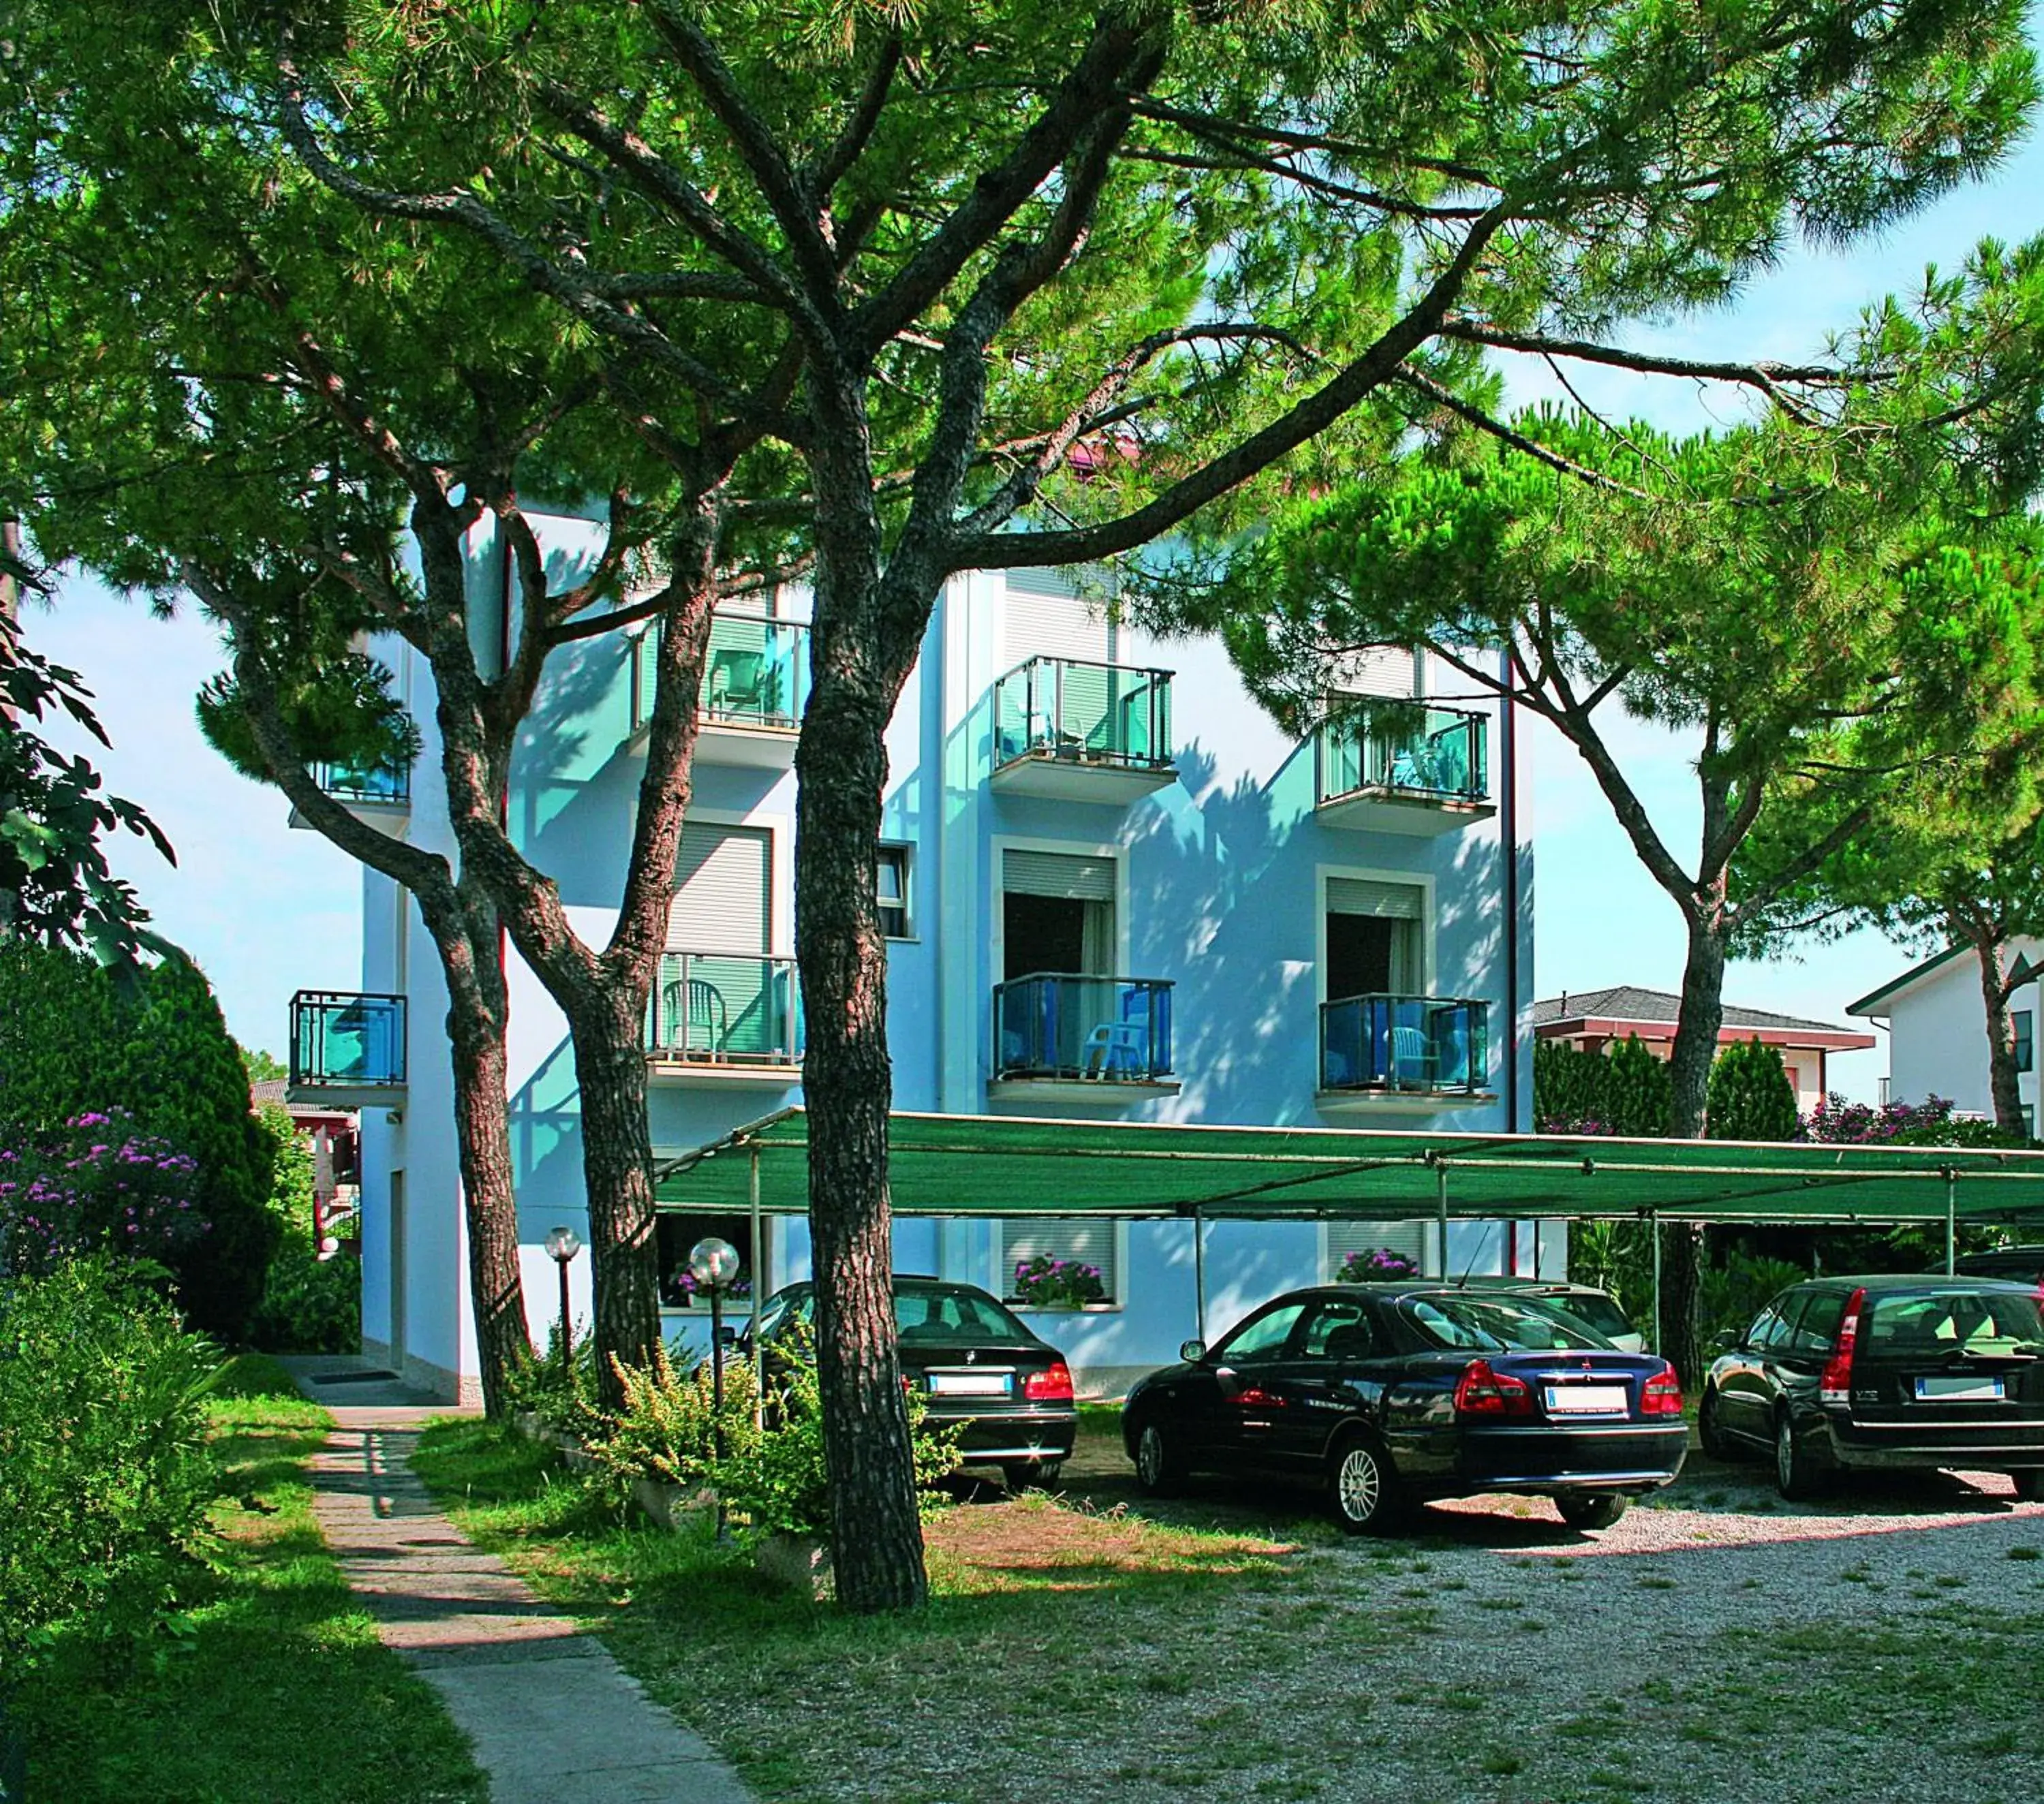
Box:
[289,512,1543,1401]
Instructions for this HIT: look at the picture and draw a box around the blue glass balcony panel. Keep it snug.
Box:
[1318,994,1488,1095]
[994,974,1175,1084]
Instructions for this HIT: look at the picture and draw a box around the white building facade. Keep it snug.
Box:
[290,512,1543,1401]
[1847,938,2043,1132]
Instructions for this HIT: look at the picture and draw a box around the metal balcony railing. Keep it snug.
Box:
[289,991,407,1091]
[993,657,1173,774]
[1317,705,1488,807]
[1318,994,1488,1095]
[307,758,411,807]
[994,974,1175,1084]
[646,952,802,1066]
[631,612,810,734]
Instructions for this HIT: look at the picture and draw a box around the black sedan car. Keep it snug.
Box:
[1699,1275,2044,1500]
[1122,1283,1688,1533]
[748,1275,1078,1488]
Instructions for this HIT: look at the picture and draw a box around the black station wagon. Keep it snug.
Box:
[1700,1275,2044,1500]
[1122,1283,1688,1533]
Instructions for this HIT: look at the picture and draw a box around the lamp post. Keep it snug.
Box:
[689,1236,741,1541]
[544,1225,583,1378]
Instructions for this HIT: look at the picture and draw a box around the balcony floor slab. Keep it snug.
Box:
[645,1059,802,1090]
[989,1076,1181,1106]
[1314,1088,1497,1117]
[989,757,1177,805]
[1315,791,1496,836]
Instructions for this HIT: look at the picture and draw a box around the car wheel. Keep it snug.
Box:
[1133,1420,1186,1497]
[1003,1461,1062,1493]
[2012,1469,2043,1503]
[1774,1410,1823,1502]
[1697,1388,1735,1461]
[1554,1492,1628,1531]
[1328,1434,1404,1535]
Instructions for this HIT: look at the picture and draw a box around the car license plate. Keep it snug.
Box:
[929,1372,1010,1397]
[1545,1384,1629,1416]
[1914,1374,2007,1401]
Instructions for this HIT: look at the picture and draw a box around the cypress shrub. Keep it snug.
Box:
[1707,1036,1800,1141]
[1534,1040,1609,1131]
[1601,1034,1673,1137]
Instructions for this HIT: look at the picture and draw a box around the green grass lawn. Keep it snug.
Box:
[13,1354,487,1804]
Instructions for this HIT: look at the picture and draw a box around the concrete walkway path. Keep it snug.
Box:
[294,1365,750,1803]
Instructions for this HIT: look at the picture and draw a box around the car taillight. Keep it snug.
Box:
[1023,1361,1074,1401]
[1640,1362,1683,1416]
[1453,1358,1535,1418]
[1819,1286,1866,1405]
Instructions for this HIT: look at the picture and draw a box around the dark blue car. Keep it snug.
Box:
[1123,1283,1688,1532]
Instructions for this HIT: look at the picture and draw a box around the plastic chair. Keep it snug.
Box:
[1389,1024,1432,1089]
[662,978,727,1059]
[1083,1022,1147,1079]
[707,648,769,717]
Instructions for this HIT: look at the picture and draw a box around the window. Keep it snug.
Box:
[2016,1010,2034,1075]
[1212,1301,1308,1365]
[1000,1218,1118,1305]
[877,844,912,938]
[2025,1106,2036,1139]
[1324,877,1424,1000]
[1299,1298,1381,1360]
[655,1212,760,1309]
[1746,1292,1799,1350]
[1002,849,1116,979]
[1787,1290,1846,1354]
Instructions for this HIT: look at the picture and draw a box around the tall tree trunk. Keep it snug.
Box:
[1970,928,2028,1137]
[439,897,528,1418]
[564,988,664,1401]
[795,678,927,1613]
[1659,912,1729,1384]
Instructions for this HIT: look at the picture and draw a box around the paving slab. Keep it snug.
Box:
[308,1412,750,1804]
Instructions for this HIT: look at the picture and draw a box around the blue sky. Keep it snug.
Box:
[23,120,2044,1100]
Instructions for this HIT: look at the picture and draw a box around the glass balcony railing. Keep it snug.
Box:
[631,612,810,735]
[1318,994,1488,1095]
[994,974,1175,1084]
[993,657,1173,774]
[647,952,802,1066]
[290,991,407,1091]
[308,757,412,807]
[1318,705,1487,806]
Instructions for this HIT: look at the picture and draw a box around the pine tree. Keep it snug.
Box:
[1706,1038,1801,1141]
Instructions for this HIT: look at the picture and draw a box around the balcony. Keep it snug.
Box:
[288,991,407,1108]
[1316,993,1491,1115]
[991,657,1175,804]
[991,974,1179,1104]
[288,757,412,833]
[630,611,809,770]
[1316,705,1495,835]
[645,952,803,1087]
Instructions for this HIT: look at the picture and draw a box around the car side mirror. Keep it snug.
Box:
[716,1324,737,1347]
[1710,1328,1739,1354]
[1179,1338,1207,1363]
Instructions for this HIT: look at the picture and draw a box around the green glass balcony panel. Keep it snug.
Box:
[631,612,810,735]
[1318,706,1488,805]
[647,952,802,1065]
[992,657,1175,772]
[290,991,406,1089]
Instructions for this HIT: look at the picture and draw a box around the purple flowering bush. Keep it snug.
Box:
[1335,1247,1420,1282]
[1799,1093,2024,1148]
[1010,1254,1107,1307]
[0,1110,209,1281]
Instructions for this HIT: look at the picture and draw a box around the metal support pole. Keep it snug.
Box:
[1650,1215,1663,1358]
[557,1258,573,1375]
[1436,1164,1451,1279]
[749,1147,766,1430]
[1194,1207,1208,1344]
[709,1286,728,1542]
[1946,1170,1957,1276]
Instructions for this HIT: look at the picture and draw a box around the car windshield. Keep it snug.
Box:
[895,1286,1029,1345]
[1403,1294,1613,1353]
[1861,1289,2044,1357]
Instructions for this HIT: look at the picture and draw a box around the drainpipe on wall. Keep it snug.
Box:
[1499,647,1521,1133]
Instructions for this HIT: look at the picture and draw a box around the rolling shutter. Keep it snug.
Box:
[1331,646,1419,697]
[1324,1219,1426,1281]
[1004,848,1116,902]
[1000,1218,1119,1302]
[1325,877,1424,919]
[1000,570,1113,667]
[668,824,771,952]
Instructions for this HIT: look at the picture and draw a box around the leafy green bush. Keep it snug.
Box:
[0,1111,208,1276]
[1699,1249,1809,1346]
[0,1258,218,1670]
[501,1324,602,1437]
[1602,1036,1673,1137]
[713,1348,958,1542]
[1707,1037,1800,1140]
[246,1243,360,1354]
[1535,1035,1671,1136]
[587,1343,761,1495]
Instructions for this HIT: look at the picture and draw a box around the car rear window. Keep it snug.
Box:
[1551,1292,1635,1341]
[895,1287,1029,1343]
[1861,1289,2044,1356]
[1403,1295,1611,1353]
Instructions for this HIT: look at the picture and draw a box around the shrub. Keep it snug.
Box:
[0,1258,218,1670]
[1602,1036,1673,1137]
[1010,1253,1106,1307]
[1801,1091,2027,1149]
[1534,1035,1670,1136]
[1335,1247,1419,1281]
[501,1323,602,1437]
[1699,1249,1809,1347]
[1706,1037,1799,1141]
[245,1242,360,1354]
[587,1342,762,1495]
[0,1111,209,1278]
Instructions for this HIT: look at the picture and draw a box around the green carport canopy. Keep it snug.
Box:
[655,1108,2044,1226]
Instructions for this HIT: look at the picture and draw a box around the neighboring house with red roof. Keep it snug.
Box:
[253,1078,361,1249]
[1533,986,1876,1117]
